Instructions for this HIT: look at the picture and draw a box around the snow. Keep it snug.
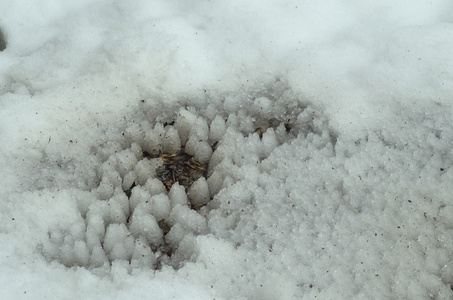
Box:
[1,0,453,299]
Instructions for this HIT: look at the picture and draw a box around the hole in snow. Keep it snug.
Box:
[38,83,336,271]
[146,152,208,195]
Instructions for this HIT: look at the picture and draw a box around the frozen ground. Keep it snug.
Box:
[1,1,453,299]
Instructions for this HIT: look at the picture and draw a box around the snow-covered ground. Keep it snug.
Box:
[1,1,453,299]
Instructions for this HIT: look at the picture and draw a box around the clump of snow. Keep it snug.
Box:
[162,126,181,153]
[143,123,165,156]
[188,177,210,206]
[168,183,188,208]
[185,138,212,164]
[134,158,158,186]
[175,109,198,145]
[209,115,227,142]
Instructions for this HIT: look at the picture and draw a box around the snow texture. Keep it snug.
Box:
[1,1,453,299]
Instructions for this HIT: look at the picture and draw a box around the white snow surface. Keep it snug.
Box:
[1,1,453,299]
